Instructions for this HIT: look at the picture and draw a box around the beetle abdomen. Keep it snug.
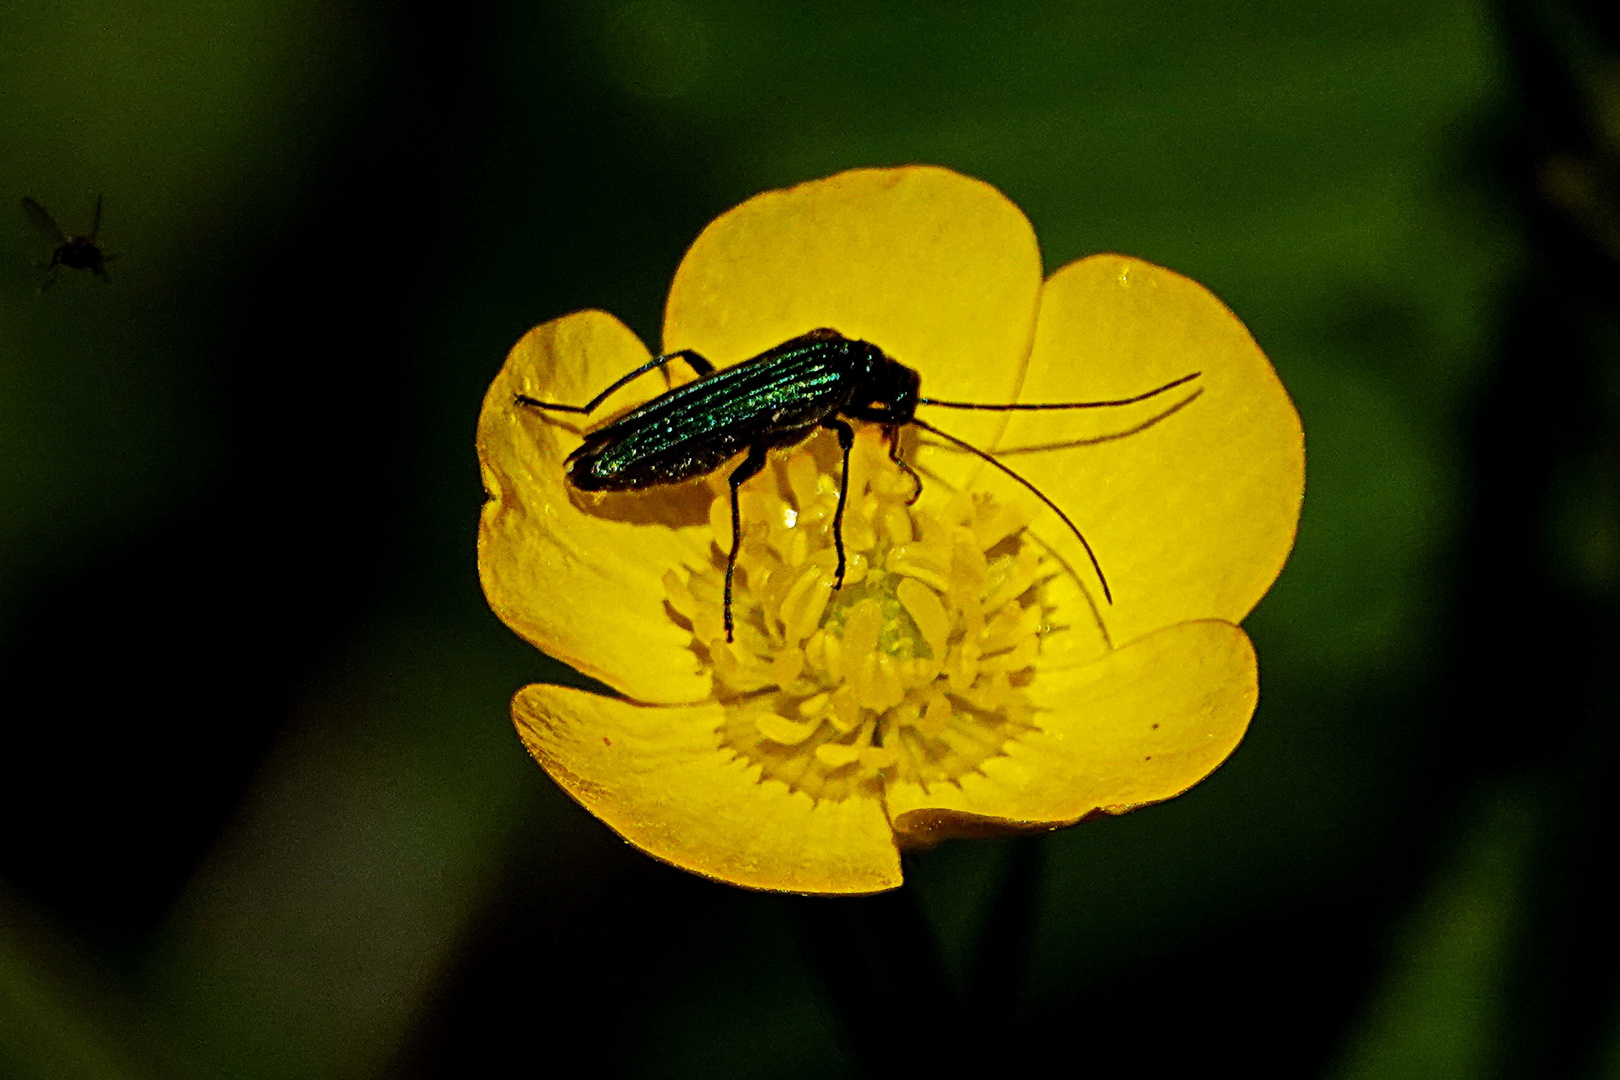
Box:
[568,425,754,489]
[565,337,861,490]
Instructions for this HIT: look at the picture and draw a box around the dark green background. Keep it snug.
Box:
[3,0,1617,1077]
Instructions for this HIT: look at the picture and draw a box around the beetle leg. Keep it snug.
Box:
[578,349,715,412]
[659,348,714,377]
[885,424,923,504]
[723,441,771,643]
[824,418,856,590]
[515,348,716,415]
[514,392,591,414]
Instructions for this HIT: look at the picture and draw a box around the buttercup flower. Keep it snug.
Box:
[478,166,1304,894]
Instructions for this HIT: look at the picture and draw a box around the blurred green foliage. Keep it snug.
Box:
[5,0,1616,1078]
[1331,788,1536,1080]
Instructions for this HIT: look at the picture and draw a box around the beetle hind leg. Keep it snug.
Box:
[514,392,591,415]
[514,348,717,416]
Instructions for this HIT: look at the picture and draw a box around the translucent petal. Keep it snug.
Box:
[981,256,1305,646]
[515,685,902,893]
[885,620,1257,843]
[663,166,1043,466]
[477,311,714,704]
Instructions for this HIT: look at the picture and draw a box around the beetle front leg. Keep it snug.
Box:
[723,441,771,643]
[884,424,922,504]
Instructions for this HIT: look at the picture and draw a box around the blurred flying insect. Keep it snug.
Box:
[21,195,113,288]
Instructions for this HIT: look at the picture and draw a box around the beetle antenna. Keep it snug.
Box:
[908,417,1112,604]
[918,371,1199,411]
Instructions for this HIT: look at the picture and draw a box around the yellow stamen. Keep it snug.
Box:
[669,431,1052,802]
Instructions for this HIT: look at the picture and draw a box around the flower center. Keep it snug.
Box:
[662,430,1052,803]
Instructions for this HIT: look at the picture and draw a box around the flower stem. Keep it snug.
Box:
[791,837,1048,1075]
[964,834,1046,1032]
[790,878,959,1074]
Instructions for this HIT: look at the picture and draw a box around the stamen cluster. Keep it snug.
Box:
[664,433,1053,802]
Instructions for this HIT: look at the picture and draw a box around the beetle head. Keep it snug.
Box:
[849,341,920,424]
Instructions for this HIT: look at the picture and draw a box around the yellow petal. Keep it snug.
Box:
[968,256,1304,646]
[663,165,1043,459]
[514,685,902,894]
[885,620,1256,843]
[477,311,715,704]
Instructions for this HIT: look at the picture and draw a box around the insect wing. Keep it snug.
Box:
[572,340,855,489]
[21,197,64,244]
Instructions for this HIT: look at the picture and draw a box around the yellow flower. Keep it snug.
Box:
[477,166,1304,894]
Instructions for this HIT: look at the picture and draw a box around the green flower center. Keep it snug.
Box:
[663,432,1050,803]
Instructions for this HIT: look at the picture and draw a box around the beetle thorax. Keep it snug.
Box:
[846,342,920,425]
